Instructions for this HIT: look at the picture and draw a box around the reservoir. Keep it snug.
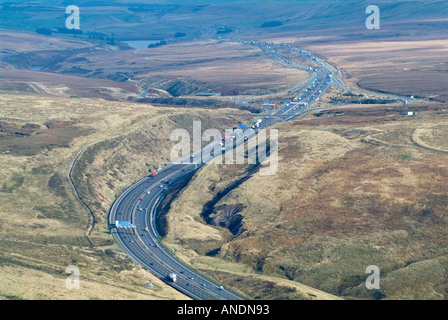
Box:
[30,65,43,71]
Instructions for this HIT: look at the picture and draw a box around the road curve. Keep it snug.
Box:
[107,40,375,300]
[108,159,246,300]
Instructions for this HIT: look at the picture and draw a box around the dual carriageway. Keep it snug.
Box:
[108,40,356,300]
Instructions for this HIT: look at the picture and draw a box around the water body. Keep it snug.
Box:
[122,40,162,49]
[30,66,43,71]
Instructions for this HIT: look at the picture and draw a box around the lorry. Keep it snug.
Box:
[251,119,262,129]
[168,273,177,283]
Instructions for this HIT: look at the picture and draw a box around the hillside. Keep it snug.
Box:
[1,1,447,42]
[162,102,448,300]
[0,93,246,300]
[1,0,447,302]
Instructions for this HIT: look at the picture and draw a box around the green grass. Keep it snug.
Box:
[398,153,413,160]
[0,172,24,193]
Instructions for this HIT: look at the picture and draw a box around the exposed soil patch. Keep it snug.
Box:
[0,120,91,156]
[200,165,258,237]
[208,204,246,236]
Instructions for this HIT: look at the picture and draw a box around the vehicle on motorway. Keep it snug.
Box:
[168,273,177,283]
[150,171,157,177]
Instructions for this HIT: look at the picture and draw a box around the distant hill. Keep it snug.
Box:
[1,1,447,42]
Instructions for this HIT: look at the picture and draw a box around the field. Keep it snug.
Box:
[162,102,448,300]
[305,39,448,103]
[0,28,309,103]
[0,30,140,100]
[2,39,307,98]
[0,92,247,300]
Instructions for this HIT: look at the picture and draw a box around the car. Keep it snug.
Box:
[187,283,191,286]
[189,276,194,280]
[201,283,206,287]
[218,286,224,290]
[159,184,164,188]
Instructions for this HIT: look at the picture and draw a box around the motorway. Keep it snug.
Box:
[108,129,258,300]
[108,162,245,300]
[108,39,391,300]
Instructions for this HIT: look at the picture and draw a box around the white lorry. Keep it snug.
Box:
[168,273,177,283]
